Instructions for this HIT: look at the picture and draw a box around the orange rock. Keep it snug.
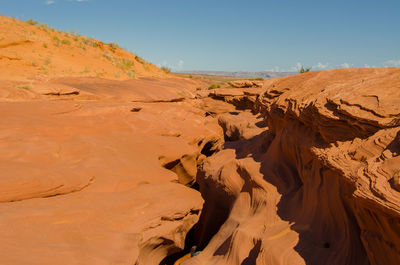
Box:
[0,76,224,264]
[188,68,400,265]
[228,80,263,88]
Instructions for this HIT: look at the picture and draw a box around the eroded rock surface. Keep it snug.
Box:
[228,80,263,88]
[185,68,400,265]
[0,77,221,265]
[218,111,266,141]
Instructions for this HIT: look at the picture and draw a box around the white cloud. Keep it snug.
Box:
[313,62,329,69]
[157,61,167,67]
[45,0,55,4]
[384,60,400,67]
[158,60,184,71]
[177,60,184,70]
[290,62,303,72]
[341,62,352,68]
[266,66,281,72]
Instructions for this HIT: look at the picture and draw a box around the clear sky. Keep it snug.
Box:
[2,0,400,72]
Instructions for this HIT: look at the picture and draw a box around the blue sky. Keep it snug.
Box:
[2,0,400,72]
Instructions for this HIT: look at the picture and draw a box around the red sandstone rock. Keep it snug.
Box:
[185,68,400,265]
[228,80,263,88]
[0,77,222,265]
[218,110,266,141]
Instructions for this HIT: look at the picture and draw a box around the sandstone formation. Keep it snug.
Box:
[184,68,400,265]
[228,80,263,88]
[0,76,222,265]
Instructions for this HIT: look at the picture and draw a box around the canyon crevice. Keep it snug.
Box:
[183,68,400,265]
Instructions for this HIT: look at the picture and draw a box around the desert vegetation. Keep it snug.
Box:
[0,16,167,80]
[299,66,311,73]
[26,19,38,25]
[161,66,171,73]
[135,55,147,64]
[208,84,221,89]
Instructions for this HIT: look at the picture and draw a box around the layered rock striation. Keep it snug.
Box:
[185,68,400,265]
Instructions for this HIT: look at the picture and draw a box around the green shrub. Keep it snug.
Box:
[38,24,54,32]
[26,19,38,26]
[43,43,48,48]
[87,38,98,48]
[17,84,32,90]
[82,37,98,48]
[208,84,221,89]
[108,42,120,51]
[299,66,311,73]
[161,66,171,73]
[127,71,135,79]
[61,39,71,45]
[116,59,134,71]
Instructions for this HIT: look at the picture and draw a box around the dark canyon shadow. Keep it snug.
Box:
[221,119,369,265]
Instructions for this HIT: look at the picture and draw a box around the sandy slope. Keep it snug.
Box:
[0,15,166,81]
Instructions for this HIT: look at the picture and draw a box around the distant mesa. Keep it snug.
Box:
[177,70,296,79]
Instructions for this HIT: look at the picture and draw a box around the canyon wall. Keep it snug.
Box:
[186,68,400,265]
